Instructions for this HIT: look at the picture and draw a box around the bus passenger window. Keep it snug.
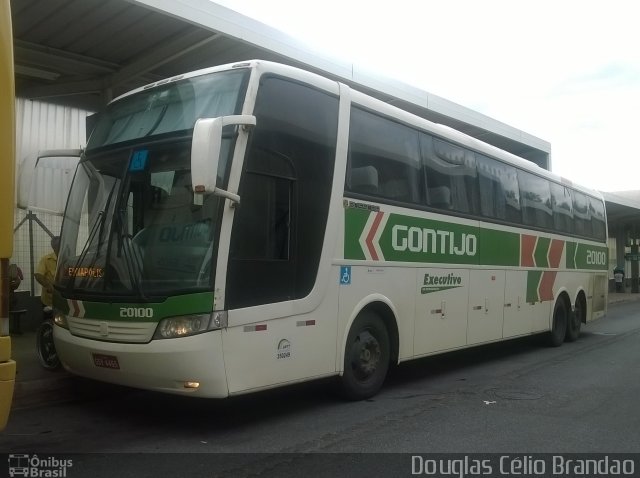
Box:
[590,197,606,241]
[573,191,591,237]
[347,108,421,204]
[518,170,553,229]
[477,154,521,223]
[422,135,479,214]
[550,183,573,234]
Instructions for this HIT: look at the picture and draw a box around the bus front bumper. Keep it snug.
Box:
[54,326,229,398]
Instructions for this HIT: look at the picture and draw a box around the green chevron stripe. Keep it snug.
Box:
[534,237,550,268]
[526,271,542,302]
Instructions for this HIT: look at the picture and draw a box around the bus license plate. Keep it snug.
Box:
[92,353,120,370]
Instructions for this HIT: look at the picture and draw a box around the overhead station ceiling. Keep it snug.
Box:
[11,0,552,169]
[12,0,268,110]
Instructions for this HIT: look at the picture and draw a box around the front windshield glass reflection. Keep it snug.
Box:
[57,141,221,299]
[87,69,248,151]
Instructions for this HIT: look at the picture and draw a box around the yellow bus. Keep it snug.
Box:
[0,0,16,428]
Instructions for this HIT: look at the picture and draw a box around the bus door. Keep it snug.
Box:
[467,269,506,344]
[503,270,535,338]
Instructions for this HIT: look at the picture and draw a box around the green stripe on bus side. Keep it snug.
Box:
[566,241,577,269]
[534,237,550,268]
[344,208,608,272]
[564,241,608,270]
[527,271,542,303]
[574,243,610,270]
[344,208,519,267]
[54,291,214,322]
[377,214,480,265]
[478,228,520,266]
[344,207,368,261]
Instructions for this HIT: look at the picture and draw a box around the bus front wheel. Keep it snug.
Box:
[340,312,390,401]
[547,299,568,347]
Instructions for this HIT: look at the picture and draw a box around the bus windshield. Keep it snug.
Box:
[56,140,224,300]
[86,68,248,151]
[56,68,249,301]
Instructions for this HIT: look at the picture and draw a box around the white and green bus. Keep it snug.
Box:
[53,60,608,400]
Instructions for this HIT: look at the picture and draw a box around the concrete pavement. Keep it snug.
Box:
[7,290,640,410]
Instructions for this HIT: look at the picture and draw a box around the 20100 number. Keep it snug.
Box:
[586,250,607,265]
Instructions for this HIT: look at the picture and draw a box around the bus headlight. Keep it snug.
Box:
[153,311,227,339]
[54,312,69,329]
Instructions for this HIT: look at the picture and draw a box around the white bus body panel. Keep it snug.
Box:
[222,296,339,395]
[467,270,506,345]
[55,327,229,397]
[414,268,469,355]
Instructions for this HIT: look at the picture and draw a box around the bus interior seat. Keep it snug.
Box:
[429,186,452,209]
[382,178,411,202]
[350,166,379,194]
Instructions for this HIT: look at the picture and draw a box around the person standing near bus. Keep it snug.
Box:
[34,236,60,319]
[613,265,625,293]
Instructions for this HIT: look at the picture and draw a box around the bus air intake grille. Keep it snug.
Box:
[67,317,157,343]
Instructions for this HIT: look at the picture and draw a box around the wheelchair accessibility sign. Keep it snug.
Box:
[340,266,351,285]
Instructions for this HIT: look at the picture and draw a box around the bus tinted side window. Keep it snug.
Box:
[347,108,422,204]
[421,135,479,215]
[227,76,338,309]
[476,154,521,223]
[590,196,606,241]
[518,170,553,229]
[573,191,591,237]
[550,183,573,234]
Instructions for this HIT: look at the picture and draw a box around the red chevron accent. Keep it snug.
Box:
[548,239,564,268]
[365,212,384,261]
[521,234,536,267]
[539,271,557,301]
[70,299,80,317]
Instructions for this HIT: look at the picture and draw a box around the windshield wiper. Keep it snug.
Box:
[65,178,119,294]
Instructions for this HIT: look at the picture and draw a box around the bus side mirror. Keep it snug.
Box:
[191,115,256,205]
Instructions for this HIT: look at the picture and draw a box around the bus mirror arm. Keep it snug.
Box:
[191,114,256,205]
[193,186,240,207]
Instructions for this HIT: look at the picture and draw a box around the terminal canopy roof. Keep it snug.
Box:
[11,0,550,169]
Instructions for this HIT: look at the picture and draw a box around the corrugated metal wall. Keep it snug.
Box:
[12,98,93,296]
[16,99,89,168]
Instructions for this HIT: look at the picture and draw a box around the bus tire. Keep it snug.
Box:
[340,312,390,401]
[547,299,567,347]
[565,297,584,342]
[36,320,61,370]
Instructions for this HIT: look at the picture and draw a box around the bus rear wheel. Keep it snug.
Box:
[340,312,390,401]
[565,296,584,342]
[547,299,568,347]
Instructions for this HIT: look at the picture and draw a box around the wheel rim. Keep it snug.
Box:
[349,329,381,383]
[571,307,580,329]
[570,299,584,335]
